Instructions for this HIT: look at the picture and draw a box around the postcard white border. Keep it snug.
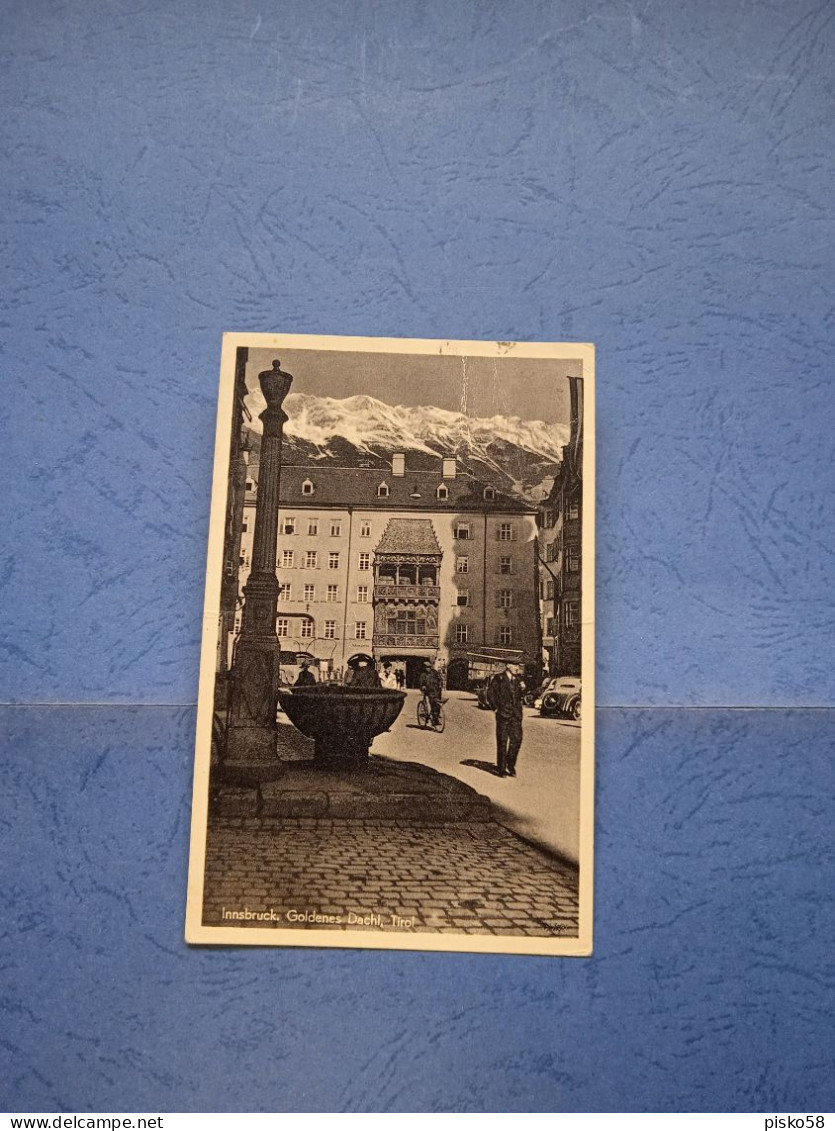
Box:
[186,333,595,956]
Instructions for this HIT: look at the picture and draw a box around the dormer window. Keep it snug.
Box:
[302,479,315,496]
[377,482,390,498]
[436,484,449,500]
[484,486,496,501]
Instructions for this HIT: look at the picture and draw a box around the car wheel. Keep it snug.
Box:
[541,694,558,716]
[571,698,581,721]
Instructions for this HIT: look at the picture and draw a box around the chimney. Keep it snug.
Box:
[442,457,457,480]
[392,453,405,477]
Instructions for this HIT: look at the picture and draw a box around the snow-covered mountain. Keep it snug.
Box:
[245,392,567,501]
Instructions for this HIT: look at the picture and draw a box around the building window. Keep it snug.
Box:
[278,583,292,602]
[308,519,319,536]
[377,482,390,498]
[455,623,469,644]
[498,522,515,541]
[484,486,496,501]
[457,556,469,574]
[387,609,427,636]
[277,618,290,637]
[327,585,339,602]
[457,590,470,607]
[360,521,371,537]
[567,548,580,572]
[281,550,294,568]
[324,620,337,640]
[358,553,370,570]
[498,626,513,646]
[304,583,315,602]
[499,589,513,609]
[301,479,314,496]
[245,480,254,492]
[546,617,556,637]
[330,522,341,537]
[282,517,296,535]
[565,601,579,628]
[546,579,555,600]
[304,550,318,569]
[354,621,367,640]
[241,517,248,533]
[437,484,449,500]
[300,619,313,639]
[357,585,369,603]
[568,502,580,520]
[499,556,513,575]
[455,523,471,540]
[328,552,340,569]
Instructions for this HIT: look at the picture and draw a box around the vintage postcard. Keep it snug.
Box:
[186,334,594,955]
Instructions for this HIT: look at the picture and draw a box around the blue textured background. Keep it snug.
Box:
[2,0,834,1114]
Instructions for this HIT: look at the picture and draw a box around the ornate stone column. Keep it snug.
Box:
[225,359,293,766]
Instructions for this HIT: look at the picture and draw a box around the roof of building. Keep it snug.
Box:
[249,463,535,514]
[375,518,442,558]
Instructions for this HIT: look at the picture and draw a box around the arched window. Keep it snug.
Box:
[302,479,315,496]
[436,484,449,500]
[377,481,390,498]
[484,486,496,501]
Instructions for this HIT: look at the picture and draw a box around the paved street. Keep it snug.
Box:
[372,689,582,863]
[202,687,583,940]
[203,817,580,937]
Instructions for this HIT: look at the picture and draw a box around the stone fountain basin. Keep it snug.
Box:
[277,685,406,761]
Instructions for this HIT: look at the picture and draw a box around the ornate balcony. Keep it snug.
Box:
[373,634,440,649]
[374,583,441,601]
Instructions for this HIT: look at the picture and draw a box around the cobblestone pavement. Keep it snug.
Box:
[203,816,580,937]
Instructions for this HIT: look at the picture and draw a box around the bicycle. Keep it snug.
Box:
[416,693,446,733]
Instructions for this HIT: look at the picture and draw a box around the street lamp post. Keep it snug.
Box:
[225,359,293,767]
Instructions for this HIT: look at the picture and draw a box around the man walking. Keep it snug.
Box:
[488,660,525,777]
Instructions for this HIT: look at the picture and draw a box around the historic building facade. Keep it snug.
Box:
[232,455,541,688]
[537,377,584,677]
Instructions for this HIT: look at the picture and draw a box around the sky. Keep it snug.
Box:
[242,345,582,426]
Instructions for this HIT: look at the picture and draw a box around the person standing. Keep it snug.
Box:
[380,662,398,690]
[488,660,525,777]
[350,656,381,689]
[294,660,316,687]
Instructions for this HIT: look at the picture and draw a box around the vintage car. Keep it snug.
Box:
[538,676,582,721]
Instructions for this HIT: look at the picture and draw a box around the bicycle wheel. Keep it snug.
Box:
[417,699,429,728]
[434,705,446,733]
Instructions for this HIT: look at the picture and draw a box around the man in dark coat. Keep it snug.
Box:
[418,660,443,727]
[294,660,316,687]
[350,657,381,689]
[488,660,525,777]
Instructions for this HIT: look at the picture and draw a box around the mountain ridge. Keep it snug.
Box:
[245,392,566,501]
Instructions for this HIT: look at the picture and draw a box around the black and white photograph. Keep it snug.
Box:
[186,334,594,955]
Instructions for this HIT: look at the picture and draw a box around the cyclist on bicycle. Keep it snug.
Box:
[419,659,443,727]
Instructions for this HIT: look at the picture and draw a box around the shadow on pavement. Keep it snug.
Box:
[461,758,504,777]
